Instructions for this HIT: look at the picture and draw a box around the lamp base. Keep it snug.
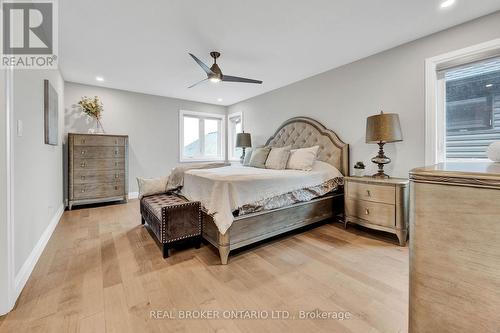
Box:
[240,147,246,164]
[371,171,390,179]
[371,142,391,179]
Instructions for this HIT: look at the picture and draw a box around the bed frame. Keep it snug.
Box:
[202,117,349,264]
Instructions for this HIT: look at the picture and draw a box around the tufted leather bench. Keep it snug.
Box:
[140,193,202,258]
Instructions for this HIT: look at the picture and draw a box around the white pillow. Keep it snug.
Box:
[312,160,344,178]
[265,146,291,170]
[286,146,320,171]
[137,175,169,199]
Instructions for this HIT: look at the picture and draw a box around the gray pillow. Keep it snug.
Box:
[248,147,271,168]
[265,146,291,170]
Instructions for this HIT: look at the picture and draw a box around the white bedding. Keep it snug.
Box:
[180,161,343,234]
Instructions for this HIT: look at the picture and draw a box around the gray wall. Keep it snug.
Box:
[228,12,500,177]
[64,82,227,194]
[12,69,65,275]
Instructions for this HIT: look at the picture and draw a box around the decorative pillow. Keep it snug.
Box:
[248,147,271,168]
[265,146,291,170]
[243,149,253,166]
[287,146,320,171]
[137,175,169,199]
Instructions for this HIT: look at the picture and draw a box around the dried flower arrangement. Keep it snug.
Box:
[78,96,105,133]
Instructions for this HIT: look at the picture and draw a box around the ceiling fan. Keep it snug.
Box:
[188,51,263,88]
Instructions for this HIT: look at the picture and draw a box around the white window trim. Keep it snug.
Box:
[425,38,500,165]
[228,111,244,162]
[179,110,226,163]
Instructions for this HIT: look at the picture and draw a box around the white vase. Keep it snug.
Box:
[487,141,500,162]
[354,169,365,177]
[88,118,105,134]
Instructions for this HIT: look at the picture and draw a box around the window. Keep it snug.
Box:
[179,110,225,162]
[444,58,500,159]
[425,40,500,164]
[228,112,243,161]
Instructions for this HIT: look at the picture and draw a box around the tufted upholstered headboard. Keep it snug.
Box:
[265,117,349,176]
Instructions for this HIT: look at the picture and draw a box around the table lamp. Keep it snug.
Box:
[365,111,403,178]
[236,132,252,164]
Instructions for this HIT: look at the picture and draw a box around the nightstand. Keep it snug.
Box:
[344,176,409,246]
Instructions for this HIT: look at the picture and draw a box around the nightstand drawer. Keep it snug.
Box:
[347,181,395,204]
[345,198,395,228]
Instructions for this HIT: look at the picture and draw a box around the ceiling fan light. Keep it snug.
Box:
[209,77,221,83]
[440,0,455,8]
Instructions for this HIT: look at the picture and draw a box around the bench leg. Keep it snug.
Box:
[194,237,202,249]
[219,246,229,265]
[141,216,145,225]
[163,244,169,258]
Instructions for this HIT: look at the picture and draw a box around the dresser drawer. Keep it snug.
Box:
[74,170,126,184]
[73,182,125,200]
[345,198,395,228]
[74,158,125,171]
[347,181,395,204]
[72,135,126,147]
[74,146,125,159]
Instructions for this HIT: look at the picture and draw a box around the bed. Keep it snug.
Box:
[182,117,349,264]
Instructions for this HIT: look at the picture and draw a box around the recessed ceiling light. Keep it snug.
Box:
[486,84,493,88]
[217,98,223,102]
[96,76,104,82]
[440,0,455,8]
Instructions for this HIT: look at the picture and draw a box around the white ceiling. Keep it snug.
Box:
[60,0,500,106]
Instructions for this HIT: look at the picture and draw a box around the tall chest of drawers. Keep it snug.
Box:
[68,133,128,210]
[409,163,500,333]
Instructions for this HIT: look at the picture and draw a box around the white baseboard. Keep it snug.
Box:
[13,204,64,301]
[128,192,138,199]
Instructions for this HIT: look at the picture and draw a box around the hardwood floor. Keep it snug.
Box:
[0,200,408,333]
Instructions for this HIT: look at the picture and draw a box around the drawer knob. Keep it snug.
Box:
[114,162,118,166]
[81,150,86,155]
[81,188,86,193]
[115,174,119,179]
[81,139,86,144]
[114,150,118,155]
[365,208,370,215]
[366,190,371,197]
[80,162,86,168]
[114,186,118,190]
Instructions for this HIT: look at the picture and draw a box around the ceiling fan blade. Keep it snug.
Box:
[187,78,208,88]
[189,53,214,76]
[222,75,263,84]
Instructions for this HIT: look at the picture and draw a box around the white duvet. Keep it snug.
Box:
[180,161,343,234]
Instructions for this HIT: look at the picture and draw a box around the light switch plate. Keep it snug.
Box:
[17,120,23,137]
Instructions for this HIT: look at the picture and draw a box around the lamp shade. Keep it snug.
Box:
[366,112,403,143]
[236,132,252,148]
